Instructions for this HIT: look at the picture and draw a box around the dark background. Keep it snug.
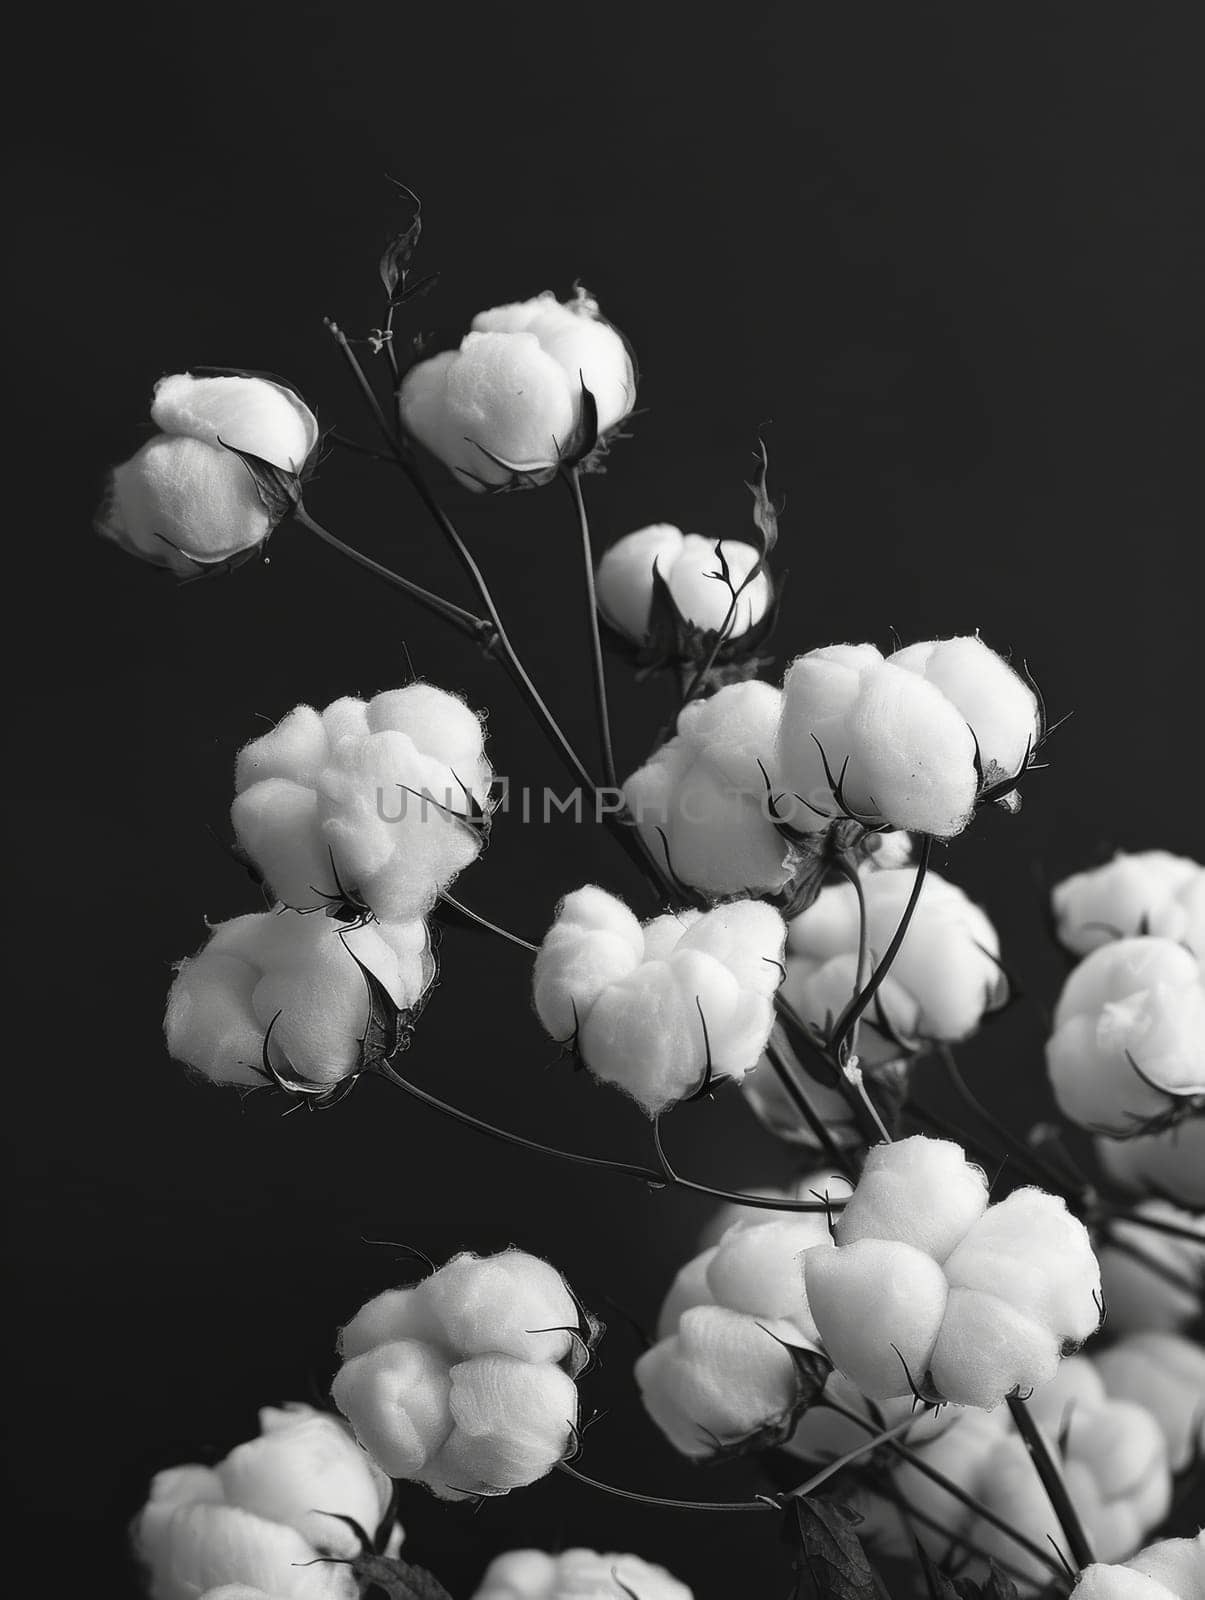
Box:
[10,4,1203,1595]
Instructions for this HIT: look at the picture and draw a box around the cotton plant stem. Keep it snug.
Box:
[1092,1205,1204,1245]
[563,465,618,790]
[879,1485,1063,1593]
[783,1410,930,1500]
[828,833,933,1063]
[832,853,871,1061]
[377,1060,841,1214]
[935,1043,1071,1193]
[823,1398,1067,1579]
[556,1460,777,1513]
[764,1032,860,1180]
[1006,1394,1096,1573]
[775,994,882,1148]
[295,508,489,640]
[436,892,539,953]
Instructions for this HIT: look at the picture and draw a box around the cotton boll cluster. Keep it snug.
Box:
[1073,1535,1205,1599]
[803,1137,1102,1408]
[776,865,1005,1064]
[471,1548,693,1600]
[636,1201,833,1459]
[97,373,318,574]
[332,1250,592,1500]
[400,288,635,490]
[134,1403,398,1600]
[1046,937,1205,1135]
[596,523,773,648]
[1096,1203,1204,1336]
[624,681,795,896]
[531,887,787,1114]
[775,636,1040,838]
[892,1358,1174,1591]
[1053,851,1204,959]
[232,685,492,925]
[165,909,433,1090]
[1096,1117,1205,1210]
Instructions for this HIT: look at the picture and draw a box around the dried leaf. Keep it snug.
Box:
[789,1497,880,1600]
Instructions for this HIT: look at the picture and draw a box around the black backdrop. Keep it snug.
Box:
[10,4,1203,1595]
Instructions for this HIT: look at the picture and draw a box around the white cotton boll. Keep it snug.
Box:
[929,1290,1064,1409]
[596,524,688,639]
[1073,1567,1183,1600]
[215,1405,388,1560]
[416,1250,579,1366]
[834,1137,990,1263]
[675,898,788,997]
[1125,1535,1205,1597]
[165,945,265,1087]
[705,1216,832,1337]
[698,1171,851,1249]
[1096,1333,1205,1471]
[1053,852,1205,958]
[578,956,722,1110]
[138,1502,358,1600]
[422,1357,577,1498]
[667,536,771,636]
[804,1236,949,1399]
[471,1547,693,1600]
[230,780,330,911]
[338,1288,447,1362]
[531,886,646,1040]
[1047,937,1205,1132]
[1096,1201,1204,1335]
[235,707,328,793]
[624,681,792,897]
[888,636,1040,785]
[331,1339,455,1479]
[846,664,980,837]
[1097,1118,1205,1209]
[635,1305,808,1458]
[100,434,274,573]
[656,1248,719,1340]
[151,373,319,473]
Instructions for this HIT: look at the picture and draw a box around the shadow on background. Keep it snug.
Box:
[9,3,1202,1594]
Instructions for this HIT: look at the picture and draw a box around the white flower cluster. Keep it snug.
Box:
[401,288,635,490]
[471,1548,692,1600]
[98,373,318,573]
[165,910,433,1088]
[1073,1535,1204,1599]
[531,888,787,1114]
[1046,936,1204,1134]
[232,685,492,924]
[1054,851,1204,959]
[803,1137,1102,1408]
[331,1250,588,1500]
[636,1193,832,1458]
[596,523,772,645]
[134,1403,397,1600]
[624,635,1039,897]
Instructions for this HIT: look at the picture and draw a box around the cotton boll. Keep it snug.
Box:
[422,1357,577,1497]
[834,1137,990,1263]
[531,886,645,1039]
[846,664,980,837]
[804,1237,949,1399]
[888,635,1040,785]
[1053,852,1204,959]
[928,1290,1064,1409]
[1096,1333,1205,1471]
[331,1339,455,1480]
[596,524,686,638]
[698,1171,852,1250]
[338,1288,447,1362]
[1047,937,1205,1132]
[416,1251,579,1366]
[1096,1202,1204,1336]
[624,680,793,897]
[1124,1535,1205,1596]
[635,1305,809,1458]
[656,1248,720,1340]
[151,373,319,473]
[597,524,771,644]
[1073,1567,1182,1600]
[471,1547,693,1600]
[165,945,266,1087]
[705,1217,832,1337]
[1097,1118,1205,1209]
[139,1502,358,1600]
[775,645,884,833]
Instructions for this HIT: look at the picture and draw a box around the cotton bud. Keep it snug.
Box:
[1046,937,1205,1134]
[775,636,1038,838]
[804,1137,1101,1408]
[780,867,1004,1064]
[332,1250,590,1499]
[97,372,318,574]
[1054,852,1204,959]
[532,887,787,1114]
[232,685,492,925]
[624,682,794,896]
[1073,1535,1205,1600]
[1095,1332,1205,1471]
[1096,1202,1204,1336]
[134,1404,395,1600]
[165,910,432,1090]
[1096,1116,1205,1209]
[472,1548,693,1600]
[399,287,634,490]
[596,523,772,647]
[636,1306,817,1459]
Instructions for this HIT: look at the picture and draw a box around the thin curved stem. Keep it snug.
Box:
[1007,1394,1095,1572]
[764,1033,859,1179]
[563,466,617,790]
[436,892,539,953]
[774,993,880,1148]
[556,1460,777,1513]
[1092,1204,1203,1245]
[783,1410,929,1500]
[650,1115,842,1213]
[935,1044,1080,1194]
[828,834,933,1063]
[295,508,488,640]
